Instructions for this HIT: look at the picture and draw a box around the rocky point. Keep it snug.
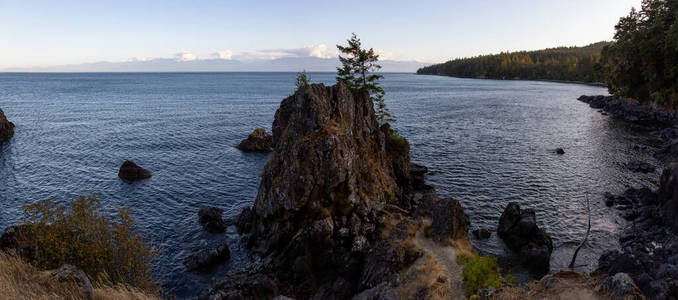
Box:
[201,83,470,299]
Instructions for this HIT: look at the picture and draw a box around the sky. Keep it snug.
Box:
[0,0,642,70]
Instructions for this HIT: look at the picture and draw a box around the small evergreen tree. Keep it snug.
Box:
[295,70,309,89]
[337,33,395,124]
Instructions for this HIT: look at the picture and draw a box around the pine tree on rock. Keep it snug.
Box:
[336,33,395,124]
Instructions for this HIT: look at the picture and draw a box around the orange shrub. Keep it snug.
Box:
[21,194,158,293]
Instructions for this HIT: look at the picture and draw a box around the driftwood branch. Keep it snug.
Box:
[569,194,591,268]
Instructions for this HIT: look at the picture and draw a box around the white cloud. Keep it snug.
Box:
[232,44,337,61]
[296,44,335,59]
[211,50,233,60]
[127,57,151,62]
[175,51,197,62]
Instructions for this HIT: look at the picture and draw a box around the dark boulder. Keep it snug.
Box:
[497,202,553,277]
[659,163,678,232]
[198,207,228,233]
[50,264,94,294]
[430,197,469,241]
[118,160,152,181]
[237,128,273,152]
[626,160,655,173]
[184,242,231,271]
[199,269,279,300]
[0,108,14,143]
[472,228,492,240]
[555,148,565,155]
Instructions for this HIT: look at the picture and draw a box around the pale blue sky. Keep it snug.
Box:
[0,0,641,69]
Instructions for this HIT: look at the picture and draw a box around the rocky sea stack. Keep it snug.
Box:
[0,108,15,143]
[237,128,273,152]
[202,83,469,299]
[118,160,152,181]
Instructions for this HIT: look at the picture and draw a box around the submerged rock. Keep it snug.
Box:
[236,128,273,152]
[555,148,565,155]
[0,108,15,143]
[183,242,231,271]
[118,160,152,181]
[497,202,553,277]
[198,207,228,233]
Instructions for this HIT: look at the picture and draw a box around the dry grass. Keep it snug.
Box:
[445,236,475,259]
[397,254,450,300]
[0,253,158,300]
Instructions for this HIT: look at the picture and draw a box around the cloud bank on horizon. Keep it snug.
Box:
[0,0,641,71]
[3,44,429,72]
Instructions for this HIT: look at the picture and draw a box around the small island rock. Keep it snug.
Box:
[184,242,231,271]
[497,202,553,276]
[0,108,15,143]
[198,207,228,233]
[555,148,565,155]
[236,128,273,152]
[118,160,152,181]
[472,228,492,240]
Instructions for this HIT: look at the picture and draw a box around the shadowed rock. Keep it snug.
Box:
[184,242,231,271]
[118,160,152,181]
[204,83,460,298]
[498,202,553,277]
[237,128,273,152]
[198,207,227,233]
[51,265,94,294]
[0,108,15,143]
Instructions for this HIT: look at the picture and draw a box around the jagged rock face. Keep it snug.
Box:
[0,108,15,143]
[660,163,678,232]
[235,83,417,298]
[248,83,408,247]
[498,202,553,277]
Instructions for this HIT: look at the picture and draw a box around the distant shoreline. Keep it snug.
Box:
[417,73,607,88]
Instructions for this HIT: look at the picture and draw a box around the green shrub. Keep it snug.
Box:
[295,71,309,89]
[359,167,369,175]
[21,194,157,293]
[458,255,504,295]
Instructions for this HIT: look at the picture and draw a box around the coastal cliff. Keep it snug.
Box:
[0,108,15,143]
[201,83,469,299]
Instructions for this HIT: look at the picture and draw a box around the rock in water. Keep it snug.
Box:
[184,242,231,271]
[237,128,273,152]
[0,108,15,143]
[118,160,152,181]
[497,202,553,277]
[198,207,227,233]
[472,228,492,239]
[221,83,441,298]
[555,148,565,155]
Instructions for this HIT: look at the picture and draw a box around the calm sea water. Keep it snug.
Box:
[0,73,658,297]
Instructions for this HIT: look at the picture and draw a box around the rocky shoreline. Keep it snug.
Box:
[579,95,678,299]
[200,83,471,299]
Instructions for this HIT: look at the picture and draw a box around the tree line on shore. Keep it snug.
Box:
[416,42,611,83]
[418,0,678,108]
